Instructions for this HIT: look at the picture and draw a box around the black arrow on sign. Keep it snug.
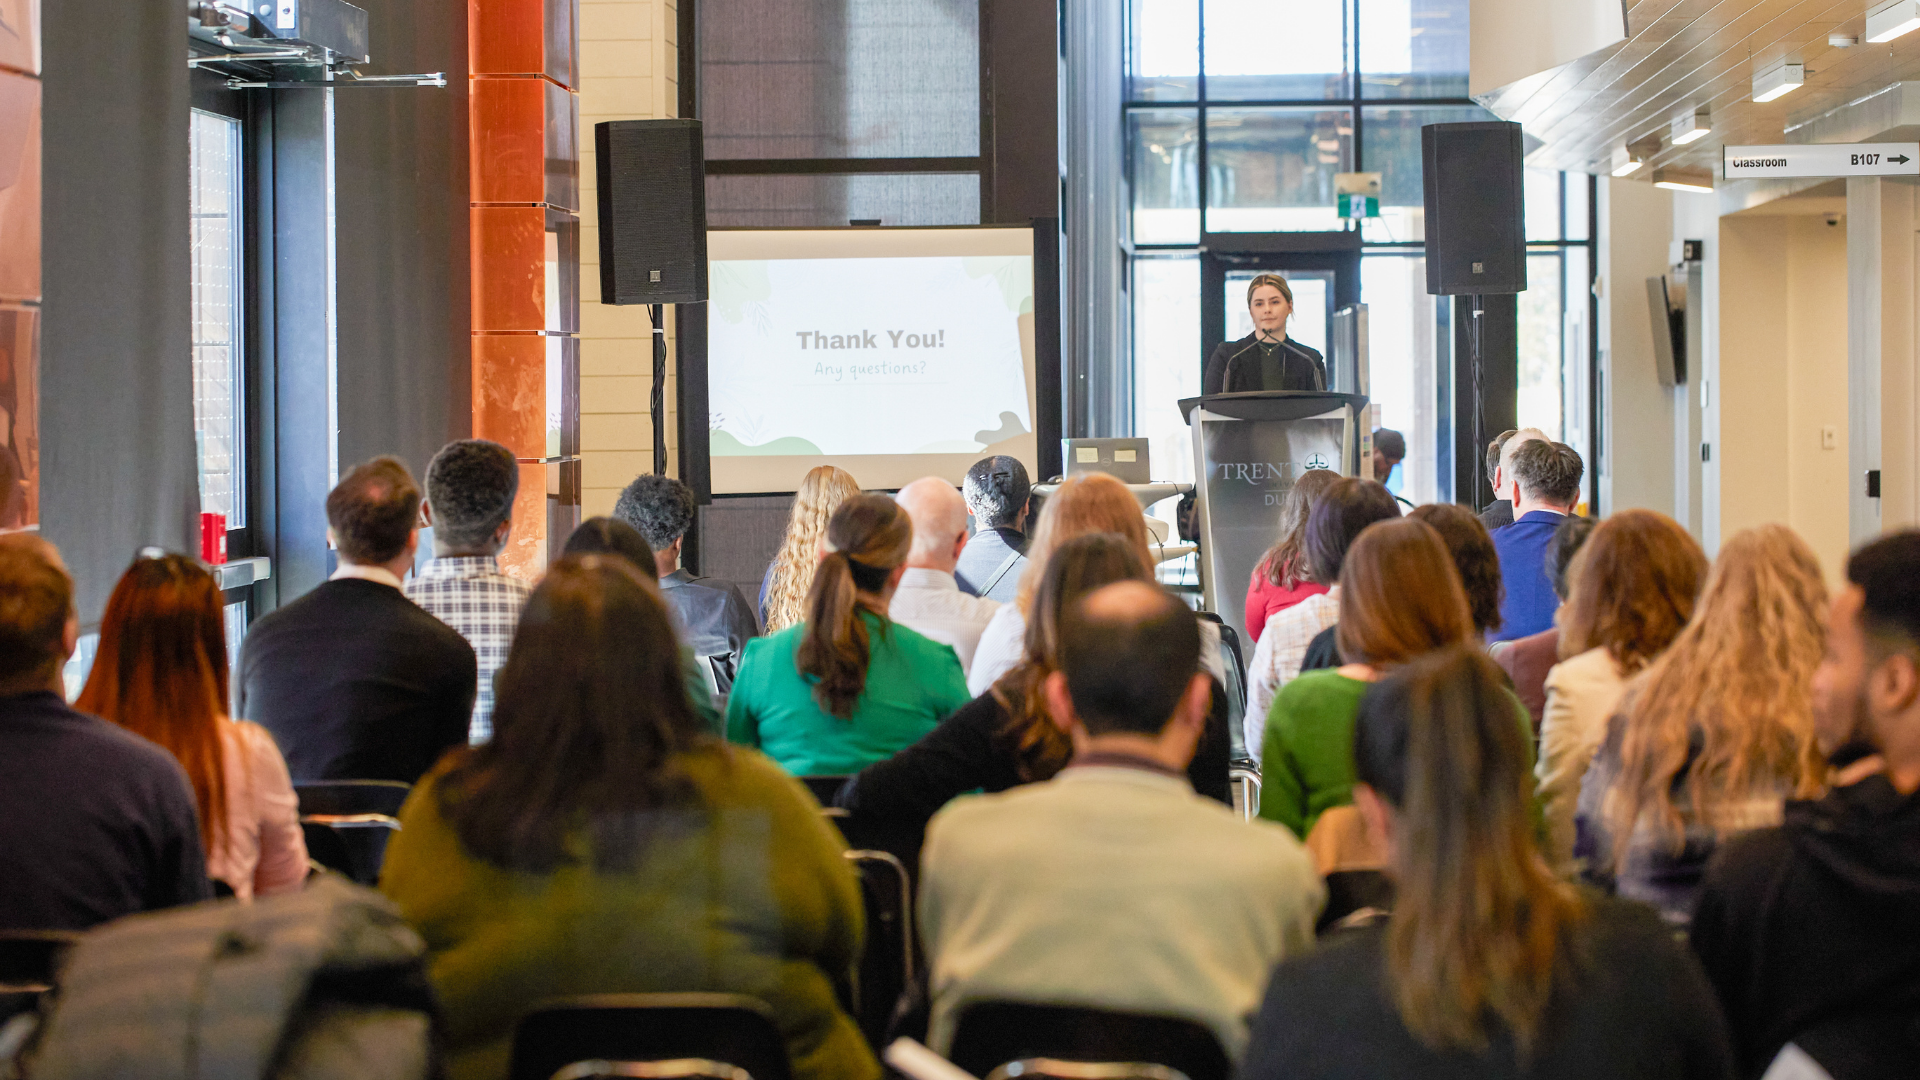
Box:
[1891,155,1912,164]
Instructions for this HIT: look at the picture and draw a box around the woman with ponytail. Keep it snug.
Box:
[1240,646,1735,1080]
[727,493,971,777]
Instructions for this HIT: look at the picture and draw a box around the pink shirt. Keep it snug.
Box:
[208,720,308,900]
[1244,573,1331,644]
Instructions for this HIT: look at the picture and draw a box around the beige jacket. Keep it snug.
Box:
[1536,647,1628,873]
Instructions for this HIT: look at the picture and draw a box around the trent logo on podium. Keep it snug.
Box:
[1305,453,1329,470]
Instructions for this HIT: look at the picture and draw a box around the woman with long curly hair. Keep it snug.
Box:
[77,553,306,899]
[1245,468,1340,643]
[1576,523,1830,924]
[761,465,862,632]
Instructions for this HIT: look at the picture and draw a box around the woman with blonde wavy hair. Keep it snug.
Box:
[1575,523,1830,925]
[761,465,862,632]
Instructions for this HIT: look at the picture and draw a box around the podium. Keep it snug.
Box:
[1178,391,1371,647]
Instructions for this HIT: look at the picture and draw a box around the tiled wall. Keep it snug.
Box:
[579,0,681,518]
[0,0,37,532]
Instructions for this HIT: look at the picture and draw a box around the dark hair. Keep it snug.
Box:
[1508,439,1583,506]
[0,534,71,686]
[1336,519,1475,666]
[994,533,1155,780]
[435,555,707,872]
[1354,646,1584,1053]
[613,473,696,550]
[1486,429,1518,486]
[1305,477,1401,585]
[1559,510,1705,673]
[425,439,519,551]
[799,493,914,718]
[1058,581,1200,737]
[563,517,657,581]
[1257,468,1341,589]
[1373,428,1406,462]
[964,455,1031,529]
[1847,530,1920,652]
[1547,514,1599,600]
[1409,504,1503,636]
[326,456,421,565]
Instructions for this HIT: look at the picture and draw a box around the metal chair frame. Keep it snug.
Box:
[986,1063,1192,1080]
[549,1060,752,1080]
[510,993,791,1080]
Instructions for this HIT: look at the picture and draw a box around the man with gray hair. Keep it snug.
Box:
[956,455,1031,603]
[1490,437,1585,643]
[892,477,1002,674]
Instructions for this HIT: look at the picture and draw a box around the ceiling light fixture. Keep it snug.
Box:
[1671,106,1712,145]
[1753,60,1806,103]
[1830,32,1860,47]
[1868,0,1920,43]
[1652,168,1714,194]
[1611,145,1645,177]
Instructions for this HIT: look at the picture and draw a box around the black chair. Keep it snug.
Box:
[295,779,411,818]
[296,781,409,887]
[0,930,80,1022]
[1195,613,1250,765]
[843,847,915,1048]
[985,1063,1192,1080]
[509,994,791,1080]
[799,776,850,808]
[948,1003,1230,1080]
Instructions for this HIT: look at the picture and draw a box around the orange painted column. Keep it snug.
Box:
[0,0,38,532]
[470,0,581,580]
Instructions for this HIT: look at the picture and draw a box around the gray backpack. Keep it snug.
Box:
[21,874,437,1080]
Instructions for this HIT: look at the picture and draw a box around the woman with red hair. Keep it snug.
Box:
[77,553,306,899]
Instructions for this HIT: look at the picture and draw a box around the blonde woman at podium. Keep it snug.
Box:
[1202,273,1328,395]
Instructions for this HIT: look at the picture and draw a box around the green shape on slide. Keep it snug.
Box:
[711,429,824,457]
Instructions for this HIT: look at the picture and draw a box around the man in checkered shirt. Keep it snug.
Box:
[406,439,533,744]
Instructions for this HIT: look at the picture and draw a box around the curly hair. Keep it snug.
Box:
[612,473,696,552]
[764,466,862,633]
[1255,468,1340,589]
[1558,509,1705,672]
[1409,503,1503,637]
[425,439,519,551]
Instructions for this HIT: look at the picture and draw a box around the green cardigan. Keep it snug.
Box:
[1259,669,1534,840]
[726,611,971,777]
[379,744,880,1080]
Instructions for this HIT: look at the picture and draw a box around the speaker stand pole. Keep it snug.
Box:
[650,304,667,475]
[1469,293,1485,507]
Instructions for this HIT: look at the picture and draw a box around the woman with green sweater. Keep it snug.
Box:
[728,493,971,777]
[1261,518,1529,843]
[381,555,878,1080]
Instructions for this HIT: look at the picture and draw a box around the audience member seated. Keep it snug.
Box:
[1245,477,1399,753]
[380,555,877,1080]
[970,471,1227,696]
[889,477,1002,673]
[1536,510,1705,873]
[238,456,476,783]
[1244,468,1337,644]
[406,439,532,744]
[1260,518,1515,846]
[1371,427,1407,491]
[77,554,306,900]
[562,516,723,733]
[1489,437,1583,643]
[836,532,1230,850]
[727,493,970,776]
[1477,428,1524,531]
[919,580,1323,1061]
[615,473,761,693]
[1490,515,1597,733]
[1240,646,1736,1080]
[762,464,861,631]
[956,455,1032,603]
[0,535,211,929]
[1577,524,1828,926]
[1691,530,1920,1080]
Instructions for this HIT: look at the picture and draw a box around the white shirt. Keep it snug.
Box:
[969,603,1229,698]
[1244,587,1341,759]
[329,562,405,589]
[888,568,1002,675]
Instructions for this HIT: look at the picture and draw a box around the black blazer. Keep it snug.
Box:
[237,578,477,783]
[1202,334,1327,396]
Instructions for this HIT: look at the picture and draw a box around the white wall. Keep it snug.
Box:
[1597,177,1675,516]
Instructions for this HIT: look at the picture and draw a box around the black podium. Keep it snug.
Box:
[1178,391,1371,647]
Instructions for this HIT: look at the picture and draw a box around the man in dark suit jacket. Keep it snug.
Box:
[0,535,210,929]
[1489,438,1584,644]
[1478,428,1520,531]
[956,455,1031,604]
[238,456,477,783]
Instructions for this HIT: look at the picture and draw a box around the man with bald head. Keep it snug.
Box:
[919,581,1322,1060]
[890,476,1002,674]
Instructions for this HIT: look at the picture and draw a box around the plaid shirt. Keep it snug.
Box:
[405,555,533,744]
[1244,586,1341,760]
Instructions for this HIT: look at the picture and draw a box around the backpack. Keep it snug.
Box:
[21,873,438,1080]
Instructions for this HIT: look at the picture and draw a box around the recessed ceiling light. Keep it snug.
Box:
[1753,60,1806,103]
[1652,168,1714,194]
[1868,0,1920,43]
[1830,32,1860,47]
[1671,106,1711,145]
[1611,145,1645,177]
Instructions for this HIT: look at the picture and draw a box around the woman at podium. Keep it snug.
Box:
[1202,273,1328,395]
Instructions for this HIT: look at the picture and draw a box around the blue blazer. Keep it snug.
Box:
[1490,510,1568,643]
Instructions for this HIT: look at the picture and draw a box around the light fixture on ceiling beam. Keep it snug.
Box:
[1652,167,1714,194]
[1611,144,1646,176]
[1671,105,1711,145]
[1868,0,1920,43]
[1831,32,1860,47]
[1753,60,1806,103]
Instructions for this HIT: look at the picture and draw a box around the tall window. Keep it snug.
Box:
[190,109,246,527]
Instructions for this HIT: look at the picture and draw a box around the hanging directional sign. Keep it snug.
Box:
[1723,142,1920,179]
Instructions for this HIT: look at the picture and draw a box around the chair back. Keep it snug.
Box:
[300,815,401,886]
[295,780,411,818]
[0,929,81,1021]
[844,848,915,1046]
[986,1063,1191,1080]
[1195,614,1249,765]
[509,994,792,1080]
[798,776,849,808]
[948,1003,1229,1080]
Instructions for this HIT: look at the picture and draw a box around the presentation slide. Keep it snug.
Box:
[706,227,1038,494]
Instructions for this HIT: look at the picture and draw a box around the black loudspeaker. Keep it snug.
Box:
[595,119,708,305]
[1421,121,1526,296]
